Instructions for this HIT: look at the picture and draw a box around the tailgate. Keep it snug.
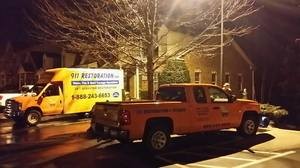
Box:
[92,103,120,128]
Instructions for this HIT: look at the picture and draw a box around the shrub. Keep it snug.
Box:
[260,104,288,121]
[158,60,190,85]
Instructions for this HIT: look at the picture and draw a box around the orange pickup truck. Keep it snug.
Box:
[88,83,261,152]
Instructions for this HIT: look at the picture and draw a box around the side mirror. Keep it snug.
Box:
[229,95,237,102]
[155,92,161,100]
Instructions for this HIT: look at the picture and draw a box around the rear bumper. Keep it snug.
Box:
[91,123,129,141]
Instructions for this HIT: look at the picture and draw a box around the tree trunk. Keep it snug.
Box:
[146,44,155,99]
[147,68,154,99]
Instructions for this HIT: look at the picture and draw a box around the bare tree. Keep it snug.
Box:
[28,0,259,98]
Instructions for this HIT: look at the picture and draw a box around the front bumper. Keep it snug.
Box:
[4,99,24,119]
[91,122,129,141]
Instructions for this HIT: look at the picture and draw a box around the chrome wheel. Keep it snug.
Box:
[244,119,256,135]
[27,112,39,125]
[25,110,41,126]
[238,114,258,136]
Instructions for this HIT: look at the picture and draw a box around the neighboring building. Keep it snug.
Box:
[0,42,20,90]
[0,42,79,90]
[157,26,255,99]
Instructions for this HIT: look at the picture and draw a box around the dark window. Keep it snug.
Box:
[45,84,60,96]
[31,83,47,95]
[212,72,217,85]
[225,73,230,84]
[157,87,186,102]
[193,87,206,103]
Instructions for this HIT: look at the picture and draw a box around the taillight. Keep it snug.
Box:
[119,109,131,125]
[0,96,2,100]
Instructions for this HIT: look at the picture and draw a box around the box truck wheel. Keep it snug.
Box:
[25,110,41,126]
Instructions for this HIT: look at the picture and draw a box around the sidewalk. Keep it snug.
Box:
[253,124,300,152]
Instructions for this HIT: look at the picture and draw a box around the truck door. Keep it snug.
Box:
[39,83,63,115]
[191,86,215,132]
[206,86,236,129]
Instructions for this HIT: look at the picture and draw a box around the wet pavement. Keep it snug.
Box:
[1,113,300,168]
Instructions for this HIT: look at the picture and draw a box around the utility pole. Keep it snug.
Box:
[220,0,224,86]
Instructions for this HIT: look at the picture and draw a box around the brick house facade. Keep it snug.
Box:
[185,40,255,99]
[157,26,255,99]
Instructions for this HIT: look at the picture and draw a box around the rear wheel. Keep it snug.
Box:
[237,114,259,136]
[143,126,170,153]
[25,110,41,126]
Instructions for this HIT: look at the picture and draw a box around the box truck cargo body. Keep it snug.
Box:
[4,68,124,126]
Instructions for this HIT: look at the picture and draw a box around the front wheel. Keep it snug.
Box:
[143,126,170,153]
[25,110,41,126]
[237,114,259,136]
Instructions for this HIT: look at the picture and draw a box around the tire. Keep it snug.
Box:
[143,126,170,153]
[25,110,41,126]
[237,114,259,136]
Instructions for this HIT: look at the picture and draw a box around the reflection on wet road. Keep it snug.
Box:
[0,114,90,145]
[0,114,102,167]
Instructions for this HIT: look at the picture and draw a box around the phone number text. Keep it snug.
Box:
[71,93,110,100]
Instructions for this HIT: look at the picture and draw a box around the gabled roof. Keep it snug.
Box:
[231,40,254,68]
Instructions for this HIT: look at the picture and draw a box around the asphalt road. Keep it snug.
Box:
[0,114,299,168]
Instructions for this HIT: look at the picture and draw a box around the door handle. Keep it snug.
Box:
[213,106,220,110]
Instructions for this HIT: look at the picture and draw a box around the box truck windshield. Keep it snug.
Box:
[29,83,47,95]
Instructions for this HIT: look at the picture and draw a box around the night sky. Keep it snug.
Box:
[1,0,299,54]
[0,0,29,43]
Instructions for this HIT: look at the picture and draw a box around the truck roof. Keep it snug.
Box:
[159,83,220,88]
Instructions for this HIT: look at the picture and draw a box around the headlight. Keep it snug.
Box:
[18,103,22,110]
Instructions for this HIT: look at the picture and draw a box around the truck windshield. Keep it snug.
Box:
[157,87,186,102]
[29,84,47,95]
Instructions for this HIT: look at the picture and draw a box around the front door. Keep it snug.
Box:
[206,86,235,130]
[39,83,63,115]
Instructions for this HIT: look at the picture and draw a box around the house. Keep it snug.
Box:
[156,26,255,99]
[0,42,20,90]
[0,42,79,90]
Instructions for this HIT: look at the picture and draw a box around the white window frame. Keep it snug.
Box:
[238,73,243,91]
[212,71,217,85]
[194,69,202,83]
